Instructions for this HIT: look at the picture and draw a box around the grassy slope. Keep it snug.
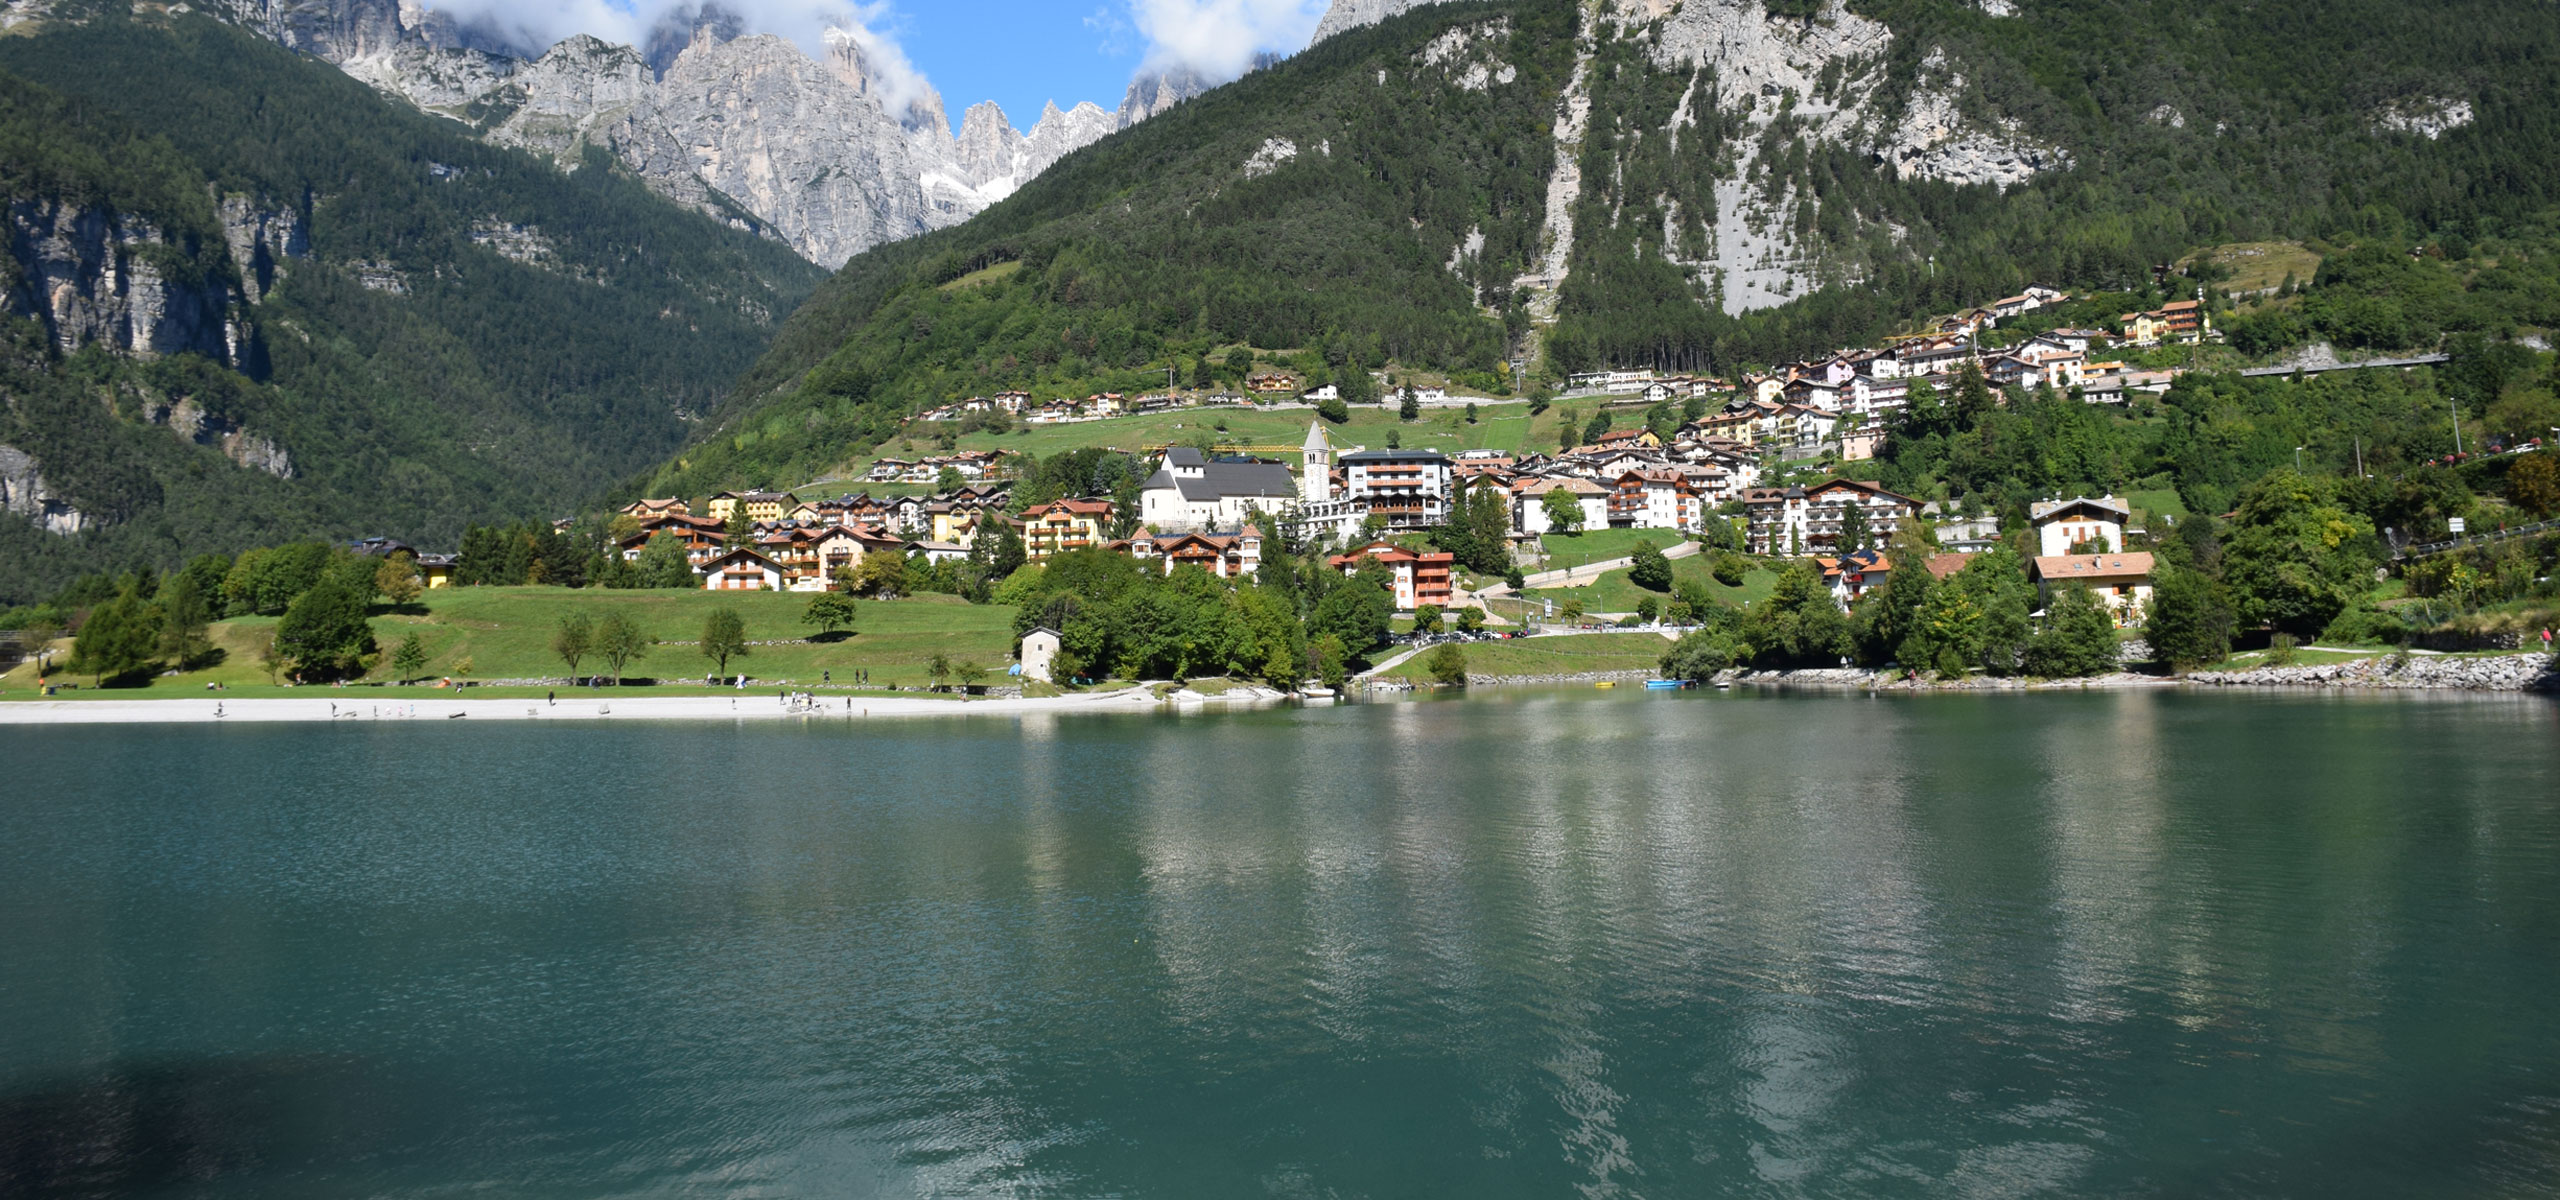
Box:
[1531,528,1680,564]
[1523,554,1780,616]
[1383,632,1671,681]
[1,587,1021,694]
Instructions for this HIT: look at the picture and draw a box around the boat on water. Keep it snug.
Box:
[1593,681,1616,689]
[1644,679,1689,690]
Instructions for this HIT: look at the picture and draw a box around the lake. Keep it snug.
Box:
[4,689,2559,1197]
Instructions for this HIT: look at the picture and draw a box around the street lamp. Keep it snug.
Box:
[2294,445,2305,472]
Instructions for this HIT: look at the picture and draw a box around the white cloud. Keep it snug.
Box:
[417,1,928,97]
[1127,0,1325,81]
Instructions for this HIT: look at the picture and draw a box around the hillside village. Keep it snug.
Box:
[546,286,2246,621]
[10,270,2554,697]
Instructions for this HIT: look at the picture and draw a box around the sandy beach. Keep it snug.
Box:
[0,686,1297,725]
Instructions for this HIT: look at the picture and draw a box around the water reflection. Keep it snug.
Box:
[3,691,2557,1195]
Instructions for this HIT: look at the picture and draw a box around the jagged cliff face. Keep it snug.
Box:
[5,199,239,362]
[199,1,1133,267]
[0,444,84,535]
[1322,0,2070,316]
[1312,0,1458,44]
[0,190,301,537]
[1639,0,2066,312]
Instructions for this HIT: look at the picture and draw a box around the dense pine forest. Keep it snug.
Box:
[0,7,825,604]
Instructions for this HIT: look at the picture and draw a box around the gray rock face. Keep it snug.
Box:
[216,194,310,305]
[0,445,86,535]
[1,191,303,534]
[203,2,1122,267]
[147,397,296,479]
[1312,0,1458,44]
[1117,66,1212,128]
[4,198,236,362]
[1624,0,2067,314]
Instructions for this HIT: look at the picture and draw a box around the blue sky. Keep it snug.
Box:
[427,1,1336,134]
[893,3,1149,123]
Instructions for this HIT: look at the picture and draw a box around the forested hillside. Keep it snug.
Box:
[0,6,826,604]
[645,1,1570,499]
[662,0,2560,496]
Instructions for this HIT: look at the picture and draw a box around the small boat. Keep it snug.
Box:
[1593,681,1616,689]
[1644,679,1688,690]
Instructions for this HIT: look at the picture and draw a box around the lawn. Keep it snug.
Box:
[1383,632,1671,681]
[3,587,1023,694]
[2181,241,2323,297]
[1533,528,1684,565]
[2125,488,2189,524]
[1523,552,1778,616]
[875,401,1535,467]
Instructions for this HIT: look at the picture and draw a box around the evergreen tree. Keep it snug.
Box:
[1465,478,1513,573]
[69,582,161,685]
[636,533,699,589]
[390,632,429,682]
[154,569,215,670]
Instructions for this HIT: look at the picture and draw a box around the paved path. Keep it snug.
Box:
[1358,645,1426,680]
[1487,539,1703,594]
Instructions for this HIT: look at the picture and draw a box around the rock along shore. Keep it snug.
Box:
[1724,653,2558,694]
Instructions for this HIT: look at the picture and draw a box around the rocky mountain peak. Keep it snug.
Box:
[1117,66,1211,129]
[1312,0,1457,44]
[189,0,1127,268]
[640,1,743,78]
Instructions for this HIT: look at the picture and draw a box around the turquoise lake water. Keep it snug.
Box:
[4,689,2559,1197]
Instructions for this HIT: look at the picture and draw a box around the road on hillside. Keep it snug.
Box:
[1479,540,1704,595]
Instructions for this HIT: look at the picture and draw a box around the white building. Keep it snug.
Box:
[1138,447,1299,532]
[2031,496,2130,556]
[1339,447,1455,531]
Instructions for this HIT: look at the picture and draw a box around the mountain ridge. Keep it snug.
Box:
[0,7,828,603]
[184,0,1210,267]
[658,0,2560,495]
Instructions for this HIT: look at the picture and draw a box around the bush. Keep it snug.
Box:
[1712,553,1747,587]
[2317,600,2406,646]
[1634,595,1659,623]
[2268,632,2300,665]
[2022,585,2121,678]
[1423,643,1468,686]
[1629,540,1673,591]
[1658,630,1736,681]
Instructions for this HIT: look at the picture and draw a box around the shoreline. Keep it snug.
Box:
[2,656,2550,723]
[0,685,1295,725]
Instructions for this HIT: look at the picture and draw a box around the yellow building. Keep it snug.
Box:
[1018,498,1114,561]
[707,490,791,523]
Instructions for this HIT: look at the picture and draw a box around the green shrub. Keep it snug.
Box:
[1423,643,1468,686]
